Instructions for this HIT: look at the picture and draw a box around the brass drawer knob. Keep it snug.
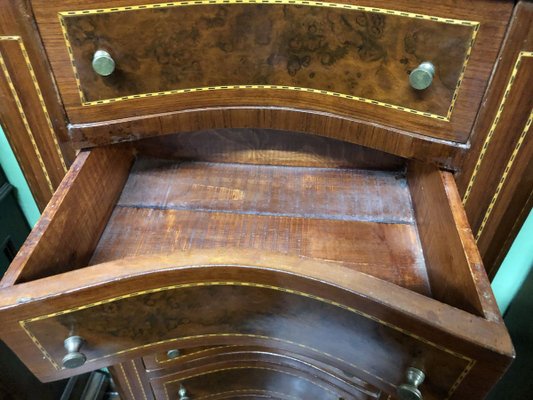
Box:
[167,349,181,359]
[92,50,115,76]
[409,62,435,90]
[62,335,87,369]
[178,384,190,400]
[397,367,425,400]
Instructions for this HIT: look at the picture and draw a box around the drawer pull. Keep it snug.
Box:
[409,62,435,90]
[178,384,190,400]
[92,50,115,77]
[397,367,425,400]
[167,349,181,359]
[62,335,87,369]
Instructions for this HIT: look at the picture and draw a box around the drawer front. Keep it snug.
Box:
[149,362,376,400]
[32,0,512,146]
[61,2,474,117]
[143,345,220,371]
[22,283,471,399]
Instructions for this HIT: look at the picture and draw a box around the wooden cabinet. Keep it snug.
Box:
[0,0,528,399]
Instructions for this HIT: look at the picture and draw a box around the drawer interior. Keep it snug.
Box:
[1,132,489,318]
[90,157,431,296]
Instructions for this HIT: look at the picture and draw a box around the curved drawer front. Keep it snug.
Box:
[23,283,471,399]
[60,1,475,119]
[152,365,346,400]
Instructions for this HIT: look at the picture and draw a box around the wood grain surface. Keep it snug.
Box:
[90,158,430,294]
[454,1,533,279]
[0,0,72,209]
[132,128,405,170]
[32,0,513,149]
[0,147,133,287]
[62,2,474,118]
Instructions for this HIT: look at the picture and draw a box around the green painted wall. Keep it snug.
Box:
[491,210,533,315]
[0,126,40,226]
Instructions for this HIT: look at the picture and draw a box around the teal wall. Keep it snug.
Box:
[492,210,533,315]
[0,126,40,226]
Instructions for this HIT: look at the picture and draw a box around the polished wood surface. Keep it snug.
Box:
[150,354,378,400]
[0,0,72,210]
[63,2,473,118]
[133,128,405,170]
[89,157,430,294]
[32,0,513,152]
[0,147,133,287]
[455,1,533,279]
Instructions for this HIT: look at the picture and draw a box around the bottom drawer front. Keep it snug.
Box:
[152,366,358,400]
[23,283,470,398]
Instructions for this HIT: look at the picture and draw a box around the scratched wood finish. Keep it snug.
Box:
[90,158,430,294]
[454,1,533,279]
[31,0,512,150]
[0,147,134,287]
[132,128,405,169]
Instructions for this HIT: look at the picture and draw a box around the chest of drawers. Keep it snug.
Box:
[0,0,527,399]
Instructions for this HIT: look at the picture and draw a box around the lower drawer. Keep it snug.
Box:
[149,354,383,400]
[0,145,513,399]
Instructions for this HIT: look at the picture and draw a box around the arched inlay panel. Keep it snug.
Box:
[23,282,471,398]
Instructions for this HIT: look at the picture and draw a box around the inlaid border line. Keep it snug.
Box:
[20,281,475,399]
[161,366,339,400]
[0,36,67,173]
[0,41,54,193]
[475,108,532,240]
[462,51,533,204]
[194,389,301,400]
[57,0,479,121]
[130,360,148,400]
[154,344,238,364]
[118,363,136,400]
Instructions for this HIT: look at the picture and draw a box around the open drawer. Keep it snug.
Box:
[0,143,512,399]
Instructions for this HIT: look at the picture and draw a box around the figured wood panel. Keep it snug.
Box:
[117,159,414,223]
[32,0,513,149]
[407,162,501,319]
[24,283,471,399]
[0,147,134,287]
[455,1,533,279]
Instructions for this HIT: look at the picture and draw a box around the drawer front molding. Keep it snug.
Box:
[58,0,479,121]
[21,281,474,399]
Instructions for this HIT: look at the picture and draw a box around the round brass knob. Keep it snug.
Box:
[397,367,425,400]
[178,384,190,400]
[167,349,181,359]
[92,50,115,76]
[62,335,87,369]
[409,62,435,90]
